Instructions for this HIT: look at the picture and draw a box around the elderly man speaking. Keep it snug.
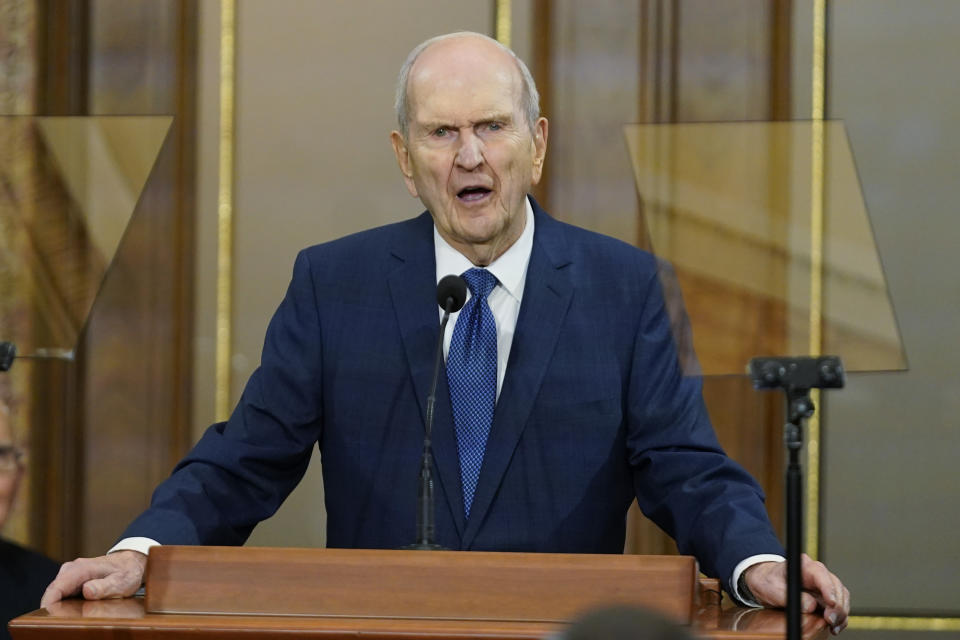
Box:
[43,32,849,634]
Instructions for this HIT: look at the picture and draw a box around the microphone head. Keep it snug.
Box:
[436,275,468,312]
[0,341,16,372]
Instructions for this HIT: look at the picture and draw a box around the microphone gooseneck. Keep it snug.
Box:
[405,275,466,550]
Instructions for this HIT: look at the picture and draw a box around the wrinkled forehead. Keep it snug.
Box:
[407,38,524,123]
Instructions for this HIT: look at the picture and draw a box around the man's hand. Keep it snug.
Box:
[743,553,850,635]
[41,550,147,608]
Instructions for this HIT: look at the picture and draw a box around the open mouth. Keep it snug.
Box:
[457,186,492,202]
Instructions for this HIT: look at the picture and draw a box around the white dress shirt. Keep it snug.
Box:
[110,196,778,605]
[435,198,535,398]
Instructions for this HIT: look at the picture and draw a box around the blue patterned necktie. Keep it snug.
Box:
[446,267,498,519]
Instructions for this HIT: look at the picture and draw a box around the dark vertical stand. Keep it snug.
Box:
[404,300,456,551]
[784,389,815,640]
[748,355,845,640]
[405,308,449,550]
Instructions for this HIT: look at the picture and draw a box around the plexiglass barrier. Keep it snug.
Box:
[0,116,171,360]
[625,121,906,376]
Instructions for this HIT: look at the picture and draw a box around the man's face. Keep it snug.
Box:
[391,37,547,265]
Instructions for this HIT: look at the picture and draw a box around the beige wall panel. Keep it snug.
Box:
[509,0,535,69]
[790,1,813,121]
[674,0,771,122]
[547,0,641,241]
[191,1,221,443]
[193,1,494,548]
[815,0,960,618]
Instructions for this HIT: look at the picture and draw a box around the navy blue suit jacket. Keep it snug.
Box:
[123,200,783,587]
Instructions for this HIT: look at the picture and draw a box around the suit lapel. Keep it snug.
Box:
[387,214,466,540]
[462,205,574,548]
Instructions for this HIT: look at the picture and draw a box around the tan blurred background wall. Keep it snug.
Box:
[816,0,960,624]
[788,2,960,635]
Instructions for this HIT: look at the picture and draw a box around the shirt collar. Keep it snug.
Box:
[434,197,534,303]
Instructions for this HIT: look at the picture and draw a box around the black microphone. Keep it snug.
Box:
[405,275,467,550]
[435,274,468,313]
[0,342,15,372]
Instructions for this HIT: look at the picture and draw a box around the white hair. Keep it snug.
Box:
[394,31,541,139]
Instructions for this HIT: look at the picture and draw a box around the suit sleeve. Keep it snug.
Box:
[120,250,324,546]
[625,263,785,589]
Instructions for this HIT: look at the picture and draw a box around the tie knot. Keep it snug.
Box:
[462,268,497,299]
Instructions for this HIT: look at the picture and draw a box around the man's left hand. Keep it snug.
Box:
[743,553,850,635]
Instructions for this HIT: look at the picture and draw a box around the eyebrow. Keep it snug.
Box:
[417,113,515,131]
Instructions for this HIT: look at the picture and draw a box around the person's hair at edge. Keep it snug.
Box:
[394,31,541,139]
[555,605,695,640]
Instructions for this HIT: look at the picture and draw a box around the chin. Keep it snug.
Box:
[457,220,505,244]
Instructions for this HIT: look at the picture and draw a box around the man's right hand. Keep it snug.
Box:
[41,550,147,607]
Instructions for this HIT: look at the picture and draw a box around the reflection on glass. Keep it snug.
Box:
[624,121,905,375]
[0,116,171,358]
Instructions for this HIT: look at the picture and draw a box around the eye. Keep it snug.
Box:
[486,122,502,131]
[433,127,448,137]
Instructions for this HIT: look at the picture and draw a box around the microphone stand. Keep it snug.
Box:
[783,386,813,640]
[404,297,454,550]
[748,356,845,640]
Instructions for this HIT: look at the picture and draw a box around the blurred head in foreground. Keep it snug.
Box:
[555,606,694,640]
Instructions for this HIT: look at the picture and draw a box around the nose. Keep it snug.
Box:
[455,130,484,170]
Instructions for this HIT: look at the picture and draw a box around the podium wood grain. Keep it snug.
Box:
[145,547,699,623]
[12,596,829,639]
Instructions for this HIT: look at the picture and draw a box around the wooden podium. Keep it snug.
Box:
[10,547,829,639]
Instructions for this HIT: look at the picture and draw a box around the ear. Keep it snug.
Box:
[390,130,419,198]
[530,117,549,185]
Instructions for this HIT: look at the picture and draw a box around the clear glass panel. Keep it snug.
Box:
[0,116,171,359]
[624,121,906,376]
